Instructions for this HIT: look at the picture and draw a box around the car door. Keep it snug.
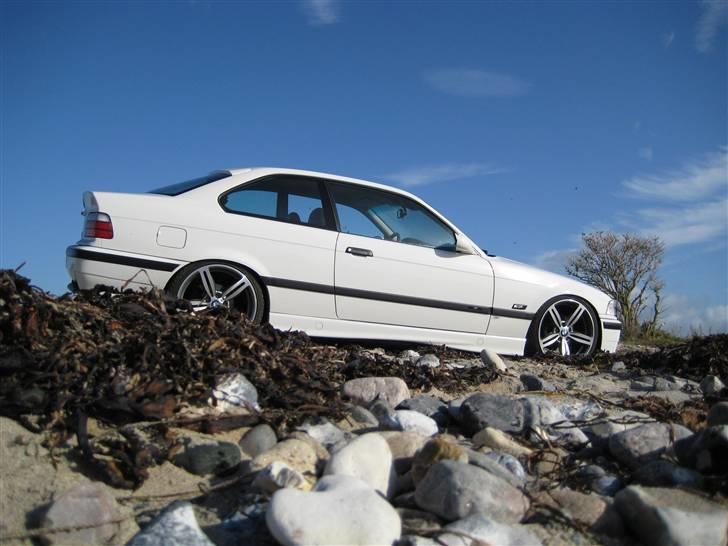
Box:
[329,181,494,334]
[217,175,338,318]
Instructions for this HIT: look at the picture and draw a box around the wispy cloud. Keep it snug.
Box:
[386,163,503,187]
[623,146,727,201]
[423,68,530,98]
[696,0,728,52]
[302,0,339,26]
[663,30,676,48]
[662,294,728,335]
[633,198,728,246]
[638,146,654,161]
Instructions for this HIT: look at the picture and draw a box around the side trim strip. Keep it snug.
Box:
[67,248,180,273]
[603,321,623,331]
[263,276,534,320]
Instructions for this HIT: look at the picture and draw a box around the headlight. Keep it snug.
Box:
[606,300,618,316]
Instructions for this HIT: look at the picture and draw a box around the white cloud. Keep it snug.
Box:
[662,294,728,335]
[638,146,654,161]
[386,163,503,187]
[533,248,576,274]
[302,0,339,26]
[634,198,728,246]
[423,68,530,98]
[663,31,676,48]
[696,0,728,52]
[623,146,727,201]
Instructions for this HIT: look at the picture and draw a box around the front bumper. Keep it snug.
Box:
[600,317,622,352]
[66,245,184,292]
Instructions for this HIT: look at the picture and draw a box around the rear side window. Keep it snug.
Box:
[149,171,232,196]
[219,175,332,228]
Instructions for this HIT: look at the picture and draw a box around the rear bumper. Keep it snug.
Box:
[66,245,184,291]
[600,318,622,352]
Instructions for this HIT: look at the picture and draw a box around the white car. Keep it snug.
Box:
[66,167,621,356]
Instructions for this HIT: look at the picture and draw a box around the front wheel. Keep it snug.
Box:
[168,261,265,322]
[526,296,599,357]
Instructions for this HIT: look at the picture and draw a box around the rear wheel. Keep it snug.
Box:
[527,296,599,357]
[168,261,265,322]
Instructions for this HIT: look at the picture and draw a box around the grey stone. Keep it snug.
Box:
[416,354,440,368]
[266,475,401,546]
[398,349,421,364]
[396,508,444,534]
[463,448,524,488]
[701,375,726,396]
[632,460,705,489]
[324,432,395,497]
[211,373,259,412]
[615,486,728,546]
[459,393,525,435]
[520,373,556,392]
[482,451,526,482]
[591,475,623,497]
[397,395,449,426]
[557,399,604,422]
[379,431,429,474]
[538,488,624,538]
[390,410,439,436]
[342,377,410,407]
[204,497,268,546]
[653,377,680,391]
[239,424,277,458]
[42,483,122,545]
[437,513,543,546]
[128,501,214,546]
[480,348,507,372]
[630,379,655,391]
[472,427,533,458]
[608,422,692,470]
[414,460,529,522]
[447,396,467,422]
[611,361,626,372]
[248,438,319,488]
[674,425,728,474]
[521,396,589,446]
[369,398,397,425]
[252,461,306,493]
[296,419,352,450]
[708,401,728,426]
[173,437,241,476]
[582,410,652,450]
[347,405,379,427]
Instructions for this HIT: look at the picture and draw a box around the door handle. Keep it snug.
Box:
[345,247,373,257]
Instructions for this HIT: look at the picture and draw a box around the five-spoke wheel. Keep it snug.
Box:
[169,262,264,322]
[530,296,599,356]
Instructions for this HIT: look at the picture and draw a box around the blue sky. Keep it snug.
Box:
[1,0,726,334]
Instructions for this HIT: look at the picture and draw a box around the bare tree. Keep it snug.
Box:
[565,232,665,338]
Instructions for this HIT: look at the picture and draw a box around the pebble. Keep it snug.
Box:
[346,405,379,428]
[436,513,543,546]
[447,396,467,422]
[615,485,728,546]
[396,508,443,534]
[632,460,705,489]
[608,422,692,469]
[700,375,726,395]
[379,431,429,474]
[296,419,352,450]
[591,474,623,496]
[464,448,524,488]
[128,501,214,546]
[459,393,525,435]
[249,439,318,487]
[342,377,410,407]
[390,410,439,436]
[538,487,624,537]
[253,461,307,493]
[172,437,241,476]
[520,373,556,392]
[239,424,277,458]
[41,483,122,545]
[414,460,529,522]
[481,451,526,482]
[480,348,507,372]
[398,349,421,364]
[472,426,533,458]
[581,410,652,451]
[211,373,260,412]
[673,425,728,474]
[415,354,440,368]
[411,437,467,485]
[397,395,450,426]
[266,474,401,546]
[521,396,589,446]
[708,401,728,426]
[324,432,395,497]
[611,361,626,372]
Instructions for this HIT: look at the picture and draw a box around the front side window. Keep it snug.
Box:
[220,176,330,227]
[328,182,456,249]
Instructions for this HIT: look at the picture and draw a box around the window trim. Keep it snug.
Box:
[217,174,338,231]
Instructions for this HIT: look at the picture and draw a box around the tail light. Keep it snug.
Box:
[84,212,114,239]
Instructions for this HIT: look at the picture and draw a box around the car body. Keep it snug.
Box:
[66,167,622,355]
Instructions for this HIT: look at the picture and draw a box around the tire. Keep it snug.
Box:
[525,295,600,357]
[168,261,265,323]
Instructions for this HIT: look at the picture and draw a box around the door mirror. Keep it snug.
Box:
[454,233,475,254]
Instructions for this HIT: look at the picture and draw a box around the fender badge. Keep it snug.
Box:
[512,304,527,310]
